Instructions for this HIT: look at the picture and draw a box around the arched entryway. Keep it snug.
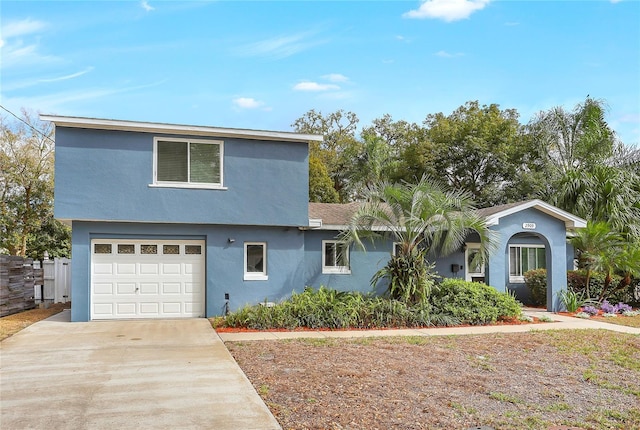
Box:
[504,232,552,307]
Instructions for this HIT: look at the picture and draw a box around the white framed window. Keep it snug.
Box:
[322,240,350,274]
[509,244,546,283]
[152,137,224,189]
[244,242,267,280]
[392,242,403,256]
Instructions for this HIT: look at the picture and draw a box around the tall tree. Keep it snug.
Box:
[0,110,70,258]
[422,101,524,207]
[292,109,360,201]
[527,97,617,180]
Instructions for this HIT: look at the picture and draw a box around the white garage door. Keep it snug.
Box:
[91,239,205,320]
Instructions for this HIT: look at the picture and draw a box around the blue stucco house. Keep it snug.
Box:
[42,115,586,322]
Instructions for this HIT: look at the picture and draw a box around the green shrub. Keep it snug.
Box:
[557,289,585,313]
[524,269,547,306]
[223,286,462,330]
[567,270,628,302]
[429,279,522,325]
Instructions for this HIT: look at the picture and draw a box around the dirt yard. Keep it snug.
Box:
[227,330,640,430]
[0,303,70,341]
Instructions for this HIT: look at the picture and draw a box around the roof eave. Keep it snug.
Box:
[39,114,324,143]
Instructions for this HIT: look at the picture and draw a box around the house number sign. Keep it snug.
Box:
[522,222,536,229]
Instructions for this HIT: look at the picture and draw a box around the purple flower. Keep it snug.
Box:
[582,306,599,316]
[600,300,616,314]
[614,302,632,314]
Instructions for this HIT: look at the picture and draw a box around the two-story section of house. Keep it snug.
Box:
[43,115,323,321]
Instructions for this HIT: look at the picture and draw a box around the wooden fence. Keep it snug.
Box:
[0,256,43,317]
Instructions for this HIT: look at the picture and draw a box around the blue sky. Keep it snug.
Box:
[2,0,639,145]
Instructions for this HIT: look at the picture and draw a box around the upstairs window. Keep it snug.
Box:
[509,245,546,283]
[154,137,223,188]
[322,240,350,274]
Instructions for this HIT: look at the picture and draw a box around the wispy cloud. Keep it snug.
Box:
[293,82,340,92]
[141,1,155,12]
[504,21,519,26]
[322,73,349,83]
[2,80,167,114]
[39,67,94,83]
[403,0,490,22]
[232,97,265,109]
[1,18,47,39]
[435,50,464,58]
[236,32,325,59]
[610,0,623,3]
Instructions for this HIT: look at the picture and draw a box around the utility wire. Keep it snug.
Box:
[0,104,56,144]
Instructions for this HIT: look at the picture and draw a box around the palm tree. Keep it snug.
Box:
[340,176,496,304]
[568,221,622,299]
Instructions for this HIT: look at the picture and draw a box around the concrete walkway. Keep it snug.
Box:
[218,309,640,341]
[0,310,280,430]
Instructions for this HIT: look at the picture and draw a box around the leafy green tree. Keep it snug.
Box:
[309,155,339,203]
[422,101,524,207]
[341,176,496,304]
[349,135,397,198]
[292,109,360,201]
[1,111,70,258]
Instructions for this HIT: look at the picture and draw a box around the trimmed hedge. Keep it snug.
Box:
[430,279,522,325]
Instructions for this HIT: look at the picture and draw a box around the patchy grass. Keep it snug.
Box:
[593,313,640,328]
[228,329,640,430]
[0,303,70,341]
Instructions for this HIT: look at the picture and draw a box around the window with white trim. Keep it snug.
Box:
[153,137,223,188]
[509,245,546,283]
[244,242,267,280]
[322,240,350,274]
[392,242,402,256]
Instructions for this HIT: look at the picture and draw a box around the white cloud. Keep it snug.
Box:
[610,0,622,3]
[39,67,94,83]
[293,82,340,92]
[236,32,325,59]
[1,18,47,39]
[435,50,464,58]
[232,97,264,109]
[141,1,155,11]
[403,0,490,22]
[322,73,348,83]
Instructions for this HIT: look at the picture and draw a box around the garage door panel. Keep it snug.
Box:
[162,283,182,294]
[139,283,159,294]
[161,263,181,275]
[94,263,113,275]
[116,263,137,275]
[162,302,182,314]
[91,239,205,320]
[139,263,159,275]
[94,283,114,294]
[116,283,137,294]
[115,303,137,315]
[139,303,160,314]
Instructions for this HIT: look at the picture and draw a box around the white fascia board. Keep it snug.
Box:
[40,115,323,143]
[485,199,587,229]
[308,218,323,228]
[317,224,394,232]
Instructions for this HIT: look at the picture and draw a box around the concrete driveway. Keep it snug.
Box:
[0,311,281,430]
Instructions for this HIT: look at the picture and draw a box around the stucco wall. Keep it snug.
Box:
[54,127,309,226]
[70,221,308,321]
[486,208,569,311]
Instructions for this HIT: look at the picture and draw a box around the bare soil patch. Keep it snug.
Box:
[0,303,70,341]
[227,330,640,430]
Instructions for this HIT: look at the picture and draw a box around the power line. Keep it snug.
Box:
[0,105,56,144]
